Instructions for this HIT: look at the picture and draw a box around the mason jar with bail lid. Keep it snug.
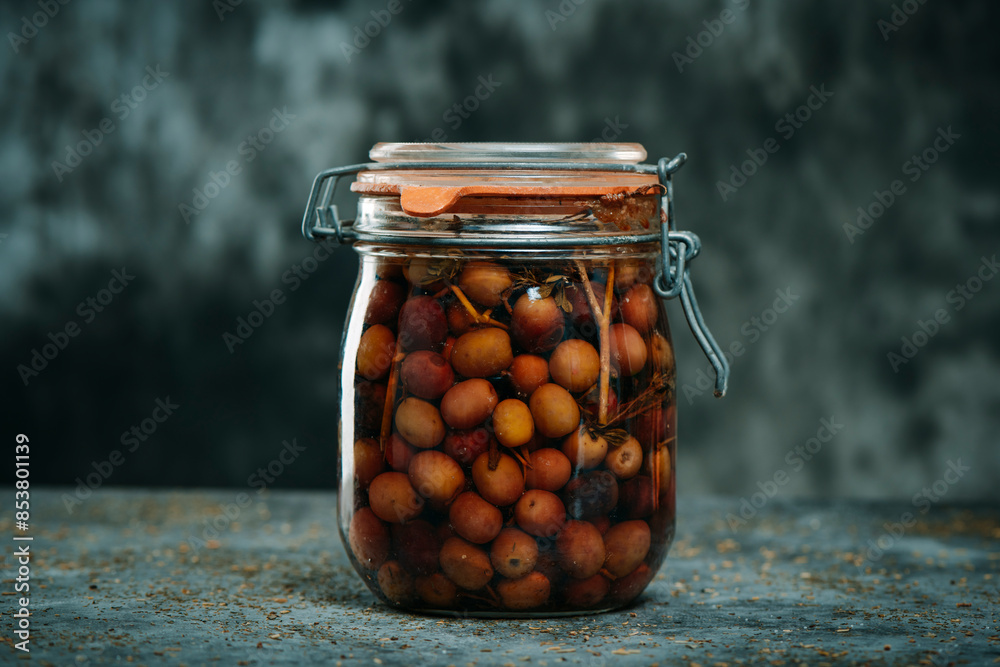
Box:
[300,143,729,616]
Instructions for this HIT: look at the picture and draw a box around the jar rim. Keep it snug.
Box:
[369,142,647,164]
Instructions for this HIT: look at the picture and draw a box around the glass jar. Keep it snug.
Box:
[300,143,728,616]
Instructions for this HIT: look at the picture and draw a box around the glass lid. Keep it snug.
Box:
[369,142,647,164]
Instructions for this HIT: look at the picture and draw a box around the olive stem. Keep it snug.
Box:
[574,261,612,425]
[447,282,509,330]
[378,341,407,453]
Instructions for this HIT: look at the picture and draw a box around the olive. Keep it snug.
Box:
[442,428,491,467]
[619,283,659,333]
[497,571,550,610]
[508,354,550,397]
[390,519,441,575]
[603,520,651,578]
[514,489,566,538]
[400,350,454,399]
[440,379,498,430]
[368,472,424,524]
[394,398,446,449]
[492,399,535,449]
[365,280,406,325]
[446,300,476,337]
[609,323,647,376]
[604,436,643,479]
[353,437,384,488]
[449,492,503,545]
[450,327,513,378]
[385,433,416,473]
[564,574,610,608]
[354,381,387,433]
[377,560,415,604]
[529,384,580,439]
[608,562,654,603]
[648,332,675,374]
[556,520,606,579]
[511,293,565,353]
[562,470,619,520]
[397,295,447,351]
[408,451,465,506]
[471,452,524,507]
[524,448,572,492]
[439,537,494,591]
[548,339,600,393]
[561,428,608,470]
[620,475,655,519]
[348,507,389,569]
[490,527,538,579]
[414,572,458,607]
[457,261,513,307]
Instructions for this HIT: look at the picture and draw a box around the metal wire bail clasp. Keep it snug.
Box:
[301,164,368,244]
[653,154,730,398]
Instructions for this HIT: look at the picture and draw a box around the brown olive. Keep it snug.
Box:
[450,327,513,378]
[511,293,565,353]
[609,323,648,376]
[400,350,454,399]
[403,258,445,291]
[564,574,610,607]
[368,472,424,524]
[448,491,503,545]
[613,261,654,290]
[608,562,654,603]
[471,452,524,507]
[565,281,618,332]
[514,489,566,538]
[556,520,606,579]
[414,572,458,607]
[524,448,572,492]
[408,450,465,506]
[385,433,416,473]
[490,527,538,579]
[529,384,581,439]
[508,354,550,397]
[439,537,494,591]
[365,279,406,325]
[377,560,414,604]
[637,404,675,447]
[648,332,675,374]
[446,300,476,337]
[603,520,651,578]
[397,295,448,351]
[604,436,643,479]
[443,428,491,467]
[457,261,512,307]
[561,428,609,470]
[620,283,659,334]
[394,397,446,449]
[390,519,441,576]
[354,380,387,433]
[353,437,384,488]
[562,470,619,520]
[348,507,390,569]
[440,379,498,430]
[492,399,535,449]
[620,475,655,519]
[548,339,600,393]
[357,323,396,380]
[497,571,550,610]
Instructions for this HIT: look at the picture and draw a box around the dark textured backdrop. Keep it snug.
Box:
[3,0,998,501]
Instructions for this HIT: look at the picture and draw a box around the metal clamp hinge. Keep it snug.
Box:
[652,155,729,398]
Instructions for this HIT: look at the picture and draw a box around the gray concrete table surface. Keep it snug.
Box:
[0,490,997,666]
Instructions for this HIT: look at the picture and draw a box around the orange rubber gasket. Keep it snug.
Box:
[352,177,658,218]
